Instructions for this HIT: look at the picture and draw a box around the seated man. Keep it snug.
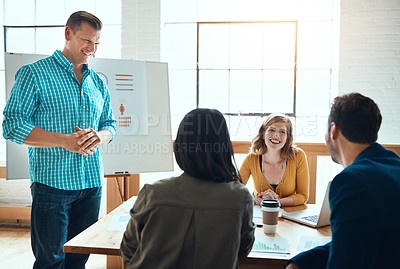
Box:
[287,93,400,269]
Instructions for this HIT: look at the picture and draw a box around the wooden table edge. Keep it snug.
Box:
[63,245,121,256]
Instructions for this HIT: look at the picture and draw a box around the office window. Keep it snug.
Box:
[162,23,197,136]
[5,27,64,55]
[163,21,297,138]
[161,0,340,142]
[198,22,296,116]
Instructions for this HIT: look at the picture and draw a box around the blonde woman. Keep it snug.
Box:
[240,114,309,206]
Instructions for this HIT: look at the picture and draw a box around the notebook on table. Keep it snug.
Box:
[282,181,331,228]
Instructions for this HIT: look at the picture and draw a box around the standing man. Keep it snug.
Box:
[286,93,400,269]
[2,11,117,269]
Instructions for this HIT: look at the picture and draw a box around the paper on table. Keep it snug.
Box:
[107,215,130,231]
[297,236,332,252]
[253,205,263,224]
[252,236,290,254]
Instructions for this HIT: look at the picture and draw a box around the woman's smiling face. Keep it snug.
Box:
[264,121,288,151]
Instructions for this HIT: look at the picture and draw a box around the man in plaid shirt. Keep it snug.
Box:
[2,11,116,269]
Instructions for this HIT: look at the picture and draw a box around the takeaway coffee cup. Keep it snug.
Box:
[261,199,280,234]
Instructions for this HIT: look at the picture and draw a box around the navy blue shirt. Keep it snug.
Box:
[290,143,400,269]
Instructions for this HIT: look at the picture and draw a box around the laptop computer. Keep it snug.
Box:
[282,181,331,228]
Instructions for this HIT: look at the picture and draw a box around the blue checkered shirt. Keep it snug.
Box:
[2,50,117,190]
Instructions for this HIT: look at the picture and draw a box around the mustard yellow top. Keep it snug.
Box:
[239,148,309,205]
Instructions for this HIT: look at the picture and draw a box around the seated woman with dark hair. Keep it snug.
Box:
[120,108,255,269]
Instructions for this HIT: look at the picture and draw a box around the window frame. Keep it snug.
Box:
[195,21,298,117]
[3,25,64,53]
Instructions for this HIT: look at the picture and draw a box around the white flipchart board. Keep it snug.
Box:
[4,53,173,179]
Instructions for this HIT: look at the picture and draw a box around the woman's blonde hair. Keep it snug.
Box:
[250,113,297,160]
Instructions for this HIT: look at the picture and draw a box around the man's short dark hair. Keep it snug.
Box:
[328,92,382,144]
[66,11,102,32]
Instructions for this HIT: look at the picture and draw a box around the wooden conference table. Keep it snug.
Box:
[64,198,331,269]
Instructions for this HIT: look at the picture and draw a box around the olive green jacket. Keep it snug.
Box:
[120,172,255,269]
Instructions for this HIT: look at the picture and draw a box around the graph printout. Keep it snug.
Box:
[297,236,331,252]
[252,236,290,254]
[91,59,148,135]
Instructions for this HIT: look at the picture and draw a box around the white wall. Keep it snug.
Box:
[338,0,400,144]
